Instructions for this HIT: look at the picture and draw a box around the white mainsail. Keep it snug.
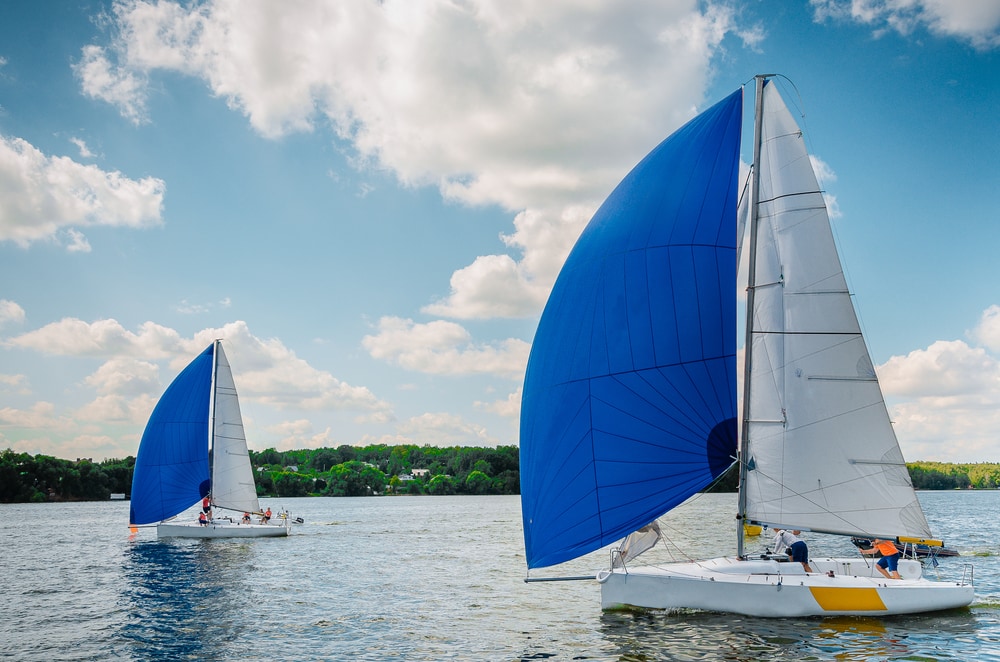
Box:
[210,342,262,515]
[740,82,931,539]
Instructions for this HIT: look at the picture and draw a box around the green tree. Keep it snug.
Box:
[465,470,492,494]
[273,471,311,497]
[426,474,455,495]
[324,461,386,496]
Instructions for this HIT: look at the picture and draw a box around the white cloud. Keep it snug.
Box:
[69,137,95,159]
[393,411,499,447]
[0,135,165,248]
[811,0,1000,49]
[0,299,26,327]
[877,331,1000,462]
[74,44,149,124]
[4,318,184,358]
[424,204,593,319]
[64,228,92,253]
[475,386,522,420]
[264,419,342,452]
[362,316,529,379]
[75,393,158,426]
[879,340,999,397]
[83,358,161,396]
[970,304,1000,352]
[0,401,65,429]
[0,373,29,394]
[80,0,739,319]
[6,318,391,416]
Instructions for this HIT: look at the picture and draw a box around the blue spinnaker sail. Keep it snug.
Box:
[130,345,213,525]
[520,89,742,569]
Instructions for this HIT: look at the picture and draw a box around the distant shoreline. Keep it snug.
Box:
[2,447,998,503]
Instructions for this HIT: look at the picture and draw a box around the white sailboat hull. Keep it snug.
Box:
[157,519,290,539]
[598,557,973,617]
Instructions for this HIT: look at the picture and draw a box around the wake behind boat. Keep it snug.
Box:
[519,75,974,617]
[129,340,291,538]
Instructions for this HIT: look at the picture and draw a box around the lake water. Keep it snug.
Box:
[1,491,998,661]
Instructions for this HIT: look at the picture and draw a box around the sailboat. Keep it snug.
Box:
[130,340,291,538]
[519,75,974,617]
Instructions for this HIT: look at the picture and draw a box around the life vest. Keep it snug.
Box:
[875,539,898,556]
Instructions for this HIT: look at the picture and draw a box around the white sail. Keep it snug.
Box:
[741,82,931,539]
[211,341,263,515]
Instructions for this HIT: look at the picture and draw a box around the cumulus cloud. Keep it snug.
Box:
[0,373,30,394]
[79,0,741,319]
[811,0,1000,49]
[4,318,184,358]
[362,316,529,379]
[75,44,149,124]
[424,204,593,319]
[0,135,165,249]
[879,340,999,398]
[396,411,499,447]
[75,393,158,427]
[0,401,66,430]
[970,304,1000,353]
[83,357,161,396]
[69,137,95,159]
[877,315,1000,462]
[475,386,522,420]
[0,300,26,327]
[264,419,343,452]
[6,318,392,418]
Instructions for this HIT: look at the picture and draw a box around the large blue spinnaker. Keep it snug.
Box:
[129,345,213,526]
[520,89,742,569]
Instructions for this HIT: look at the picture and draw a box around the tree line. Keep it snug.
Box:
[0,444,520,502]
[2,446,998,503]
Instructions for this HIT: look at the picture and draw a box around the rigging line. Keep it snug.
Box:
[744,463,904,535]
[751,330,860,336]
[648,517,700,564]
[756,189,826,205]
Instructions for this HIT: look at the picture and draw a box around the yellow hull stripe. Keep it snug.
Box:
[809,587,887,612]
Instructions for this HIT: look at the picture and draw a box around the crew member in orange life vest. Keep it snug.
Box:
[198,511,208,526]
[860,538,902,579]
[202,495,212,520]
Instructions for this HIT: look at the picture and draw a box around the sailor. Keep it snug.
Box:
[772,528,814,573]
[860,538,902,579]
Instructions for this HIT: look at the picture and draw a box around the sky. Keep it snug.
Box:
[0,0,998,464]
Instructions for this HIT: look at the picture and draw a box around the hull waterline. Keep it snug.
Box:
[157,519,290,539]
[598,556,974,617]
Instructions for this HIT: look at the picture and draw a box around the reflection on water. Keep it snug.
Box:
[596,608,987,661]
[115,539,256,660]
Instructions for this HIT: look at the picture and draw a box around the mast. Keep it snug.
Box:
[736,74,770,558]
[209,338,220,505]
